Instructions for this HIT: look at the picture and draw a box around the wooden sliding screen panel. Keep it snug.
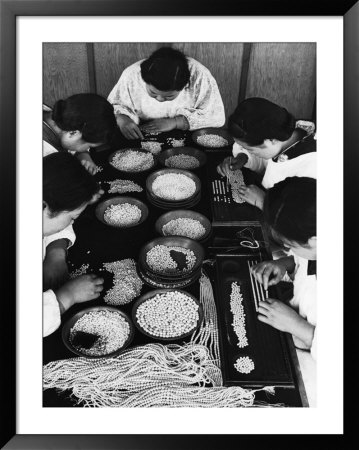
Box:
[174,43,244,122]
[43,43,90,107]
[93,43,162,98]
[246,43,316,119]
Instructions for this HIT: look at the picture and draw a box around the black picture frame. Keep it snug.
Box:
[1,1,357,448]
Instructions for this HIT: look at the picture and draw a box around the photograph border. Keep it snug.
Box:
[1,0,357,448]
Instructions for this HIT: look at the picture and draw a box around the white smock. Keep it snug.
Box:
[107,57,225,130]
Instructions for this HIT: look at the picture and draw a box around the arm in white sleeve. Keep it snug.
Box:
[107,67,140,124]
[232,142,267,175]
[177,71,225,130]
[43,290,61,337]
[44,224,76,250]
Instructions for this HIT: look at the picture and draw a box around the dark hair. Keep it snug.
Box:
[140,47,191,91]
[52,93,117,144]
[263,177,316,245]
[228,97,296,146]
[43,152,99,215]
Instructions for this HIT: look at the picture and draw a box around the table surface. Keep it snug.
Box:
[43,129,308,407]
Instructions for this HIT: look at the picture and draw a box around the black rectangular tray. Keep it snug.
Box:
[213,253,294,387]
[205,152,263,226]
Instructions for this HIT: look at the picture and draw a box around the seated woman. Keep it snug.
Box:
[43,152,104,337]
[250,177,317,359]
[108,46,225,140]
[217,97,316,209]
[43,93,117,174]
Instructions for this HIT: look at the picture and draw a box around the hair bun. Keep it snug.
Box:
[52,99,66,122]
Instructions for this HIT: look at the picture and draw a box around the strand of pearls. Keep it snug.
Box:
[44,342,279,407]
[191,272,221,369]
[230,281,248,348]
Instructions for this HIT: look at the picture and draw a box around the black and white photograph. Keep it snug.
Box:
[2,6,352,446]
[42,42,317,408]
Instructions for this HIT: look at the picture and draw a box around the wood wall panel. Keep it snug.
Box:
[246,43,316,119]
[43,43,90,107]
[173,43,244,121]
[93,43,161,98]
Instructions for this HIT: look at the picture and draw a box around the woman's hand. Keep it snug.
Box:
[141,118,176,134]
[76,152,98,175]
[236,184,265,209]
[117,114,144,140]
[55,274,104,313]
[258,299,315,348]
[250,260,287,290]
[88,188,104,205]
[216,154,249,177]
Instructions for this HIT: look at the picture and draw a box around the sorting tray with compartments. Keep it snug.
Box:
[213,253,295,387]
[205,152,263,226]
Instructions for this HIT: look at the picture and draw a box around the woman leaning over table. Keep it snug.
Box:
[43,152,104,337]
[108,46,225,140]
[43,93,117,174]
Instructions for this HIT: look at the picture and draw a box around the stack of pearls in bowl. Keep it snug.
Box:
[162,218,206,240]
[104,203,142,227]
[152,173,196,201]
[164,154,200,169]
[197,134,228,147]
[146,245,196,274]
[135,291,199,338]
[69,310,131,357]
[111,149,154,172]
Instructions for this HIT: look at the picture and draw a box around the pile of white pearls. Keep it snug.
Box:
[197,134,228,148]
[141,141,163,154]
[162,218,206,240]
[70,309,131,356]
[107,179,143,194]
[230,281,248,348]
[136,291,199,338]
[104,203,142,227]
[234,356,255,374]
[70,263,89,279]
[103,259,143,305]
[167,137,185,147]
[165,154,200,169]
[111,149,154,172]
[152,173,196,200]
[146,245,196,274]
